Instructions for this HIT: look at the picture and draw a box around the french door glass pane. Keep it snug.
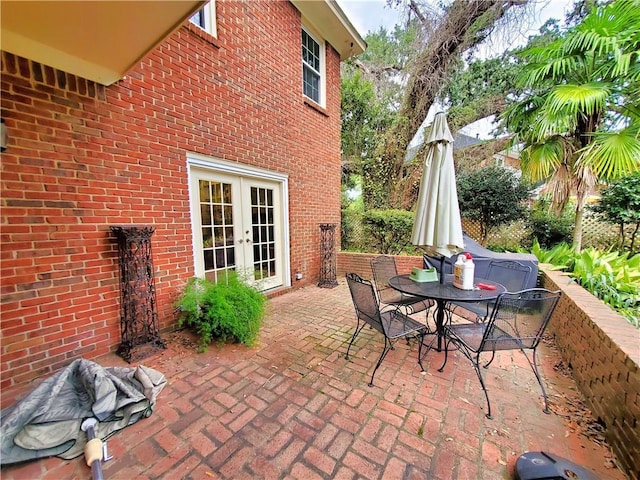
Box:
[200,179,235,282]
[250,186,276,281]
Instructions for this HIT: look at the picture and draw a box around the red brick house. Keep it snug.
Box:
[0,1,365,390]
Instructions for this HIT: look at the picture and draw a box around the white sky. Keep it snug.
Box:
[336,0,574,138]
[336,0,572,44]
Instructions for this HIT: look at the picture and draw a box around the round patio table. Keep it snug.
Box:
[388,274,506,351]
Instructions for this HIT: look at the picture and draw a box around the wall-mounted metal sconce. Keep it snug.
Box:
[0,119,7,152]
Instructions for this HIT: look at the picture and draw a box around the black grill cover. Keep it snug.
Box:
[514,451,601,480]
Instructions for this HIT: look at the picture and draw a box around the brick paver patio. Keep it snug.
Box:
[1,281,627,479]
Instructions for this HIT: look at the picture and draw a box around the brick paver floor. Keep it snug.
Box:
[1,282,627,479]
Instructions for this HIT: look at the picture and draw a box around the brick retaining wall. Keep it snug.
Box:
[338,252,639,479]
[541,269,639,480]
[336,252,423,279]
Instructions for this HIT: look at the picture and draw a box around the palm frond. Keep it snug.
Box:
[529,107,577,143]
[547,83,610,117]
[544,163,574,214]
[520,136,569,181]
[578,128,640,179]
[518,55,587,86]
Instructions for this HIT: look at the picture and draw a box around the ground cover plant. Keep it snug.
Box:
[531,240,640,327]
[175,272,266,351]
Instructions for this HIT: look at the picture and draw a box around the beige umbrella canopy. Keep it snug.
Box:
[411,112,464,279]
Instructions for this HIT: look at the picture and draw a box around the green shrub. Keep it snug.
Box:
[531,240,640,328]
[362,209,414,255]
[175,272,266,351]
[526,200,573,249]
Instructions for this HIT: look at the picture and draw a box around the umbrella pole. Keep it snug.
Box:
[439,256,445,284]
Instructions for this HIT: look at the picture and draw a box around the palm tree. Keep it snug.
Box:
[501,0,640,251]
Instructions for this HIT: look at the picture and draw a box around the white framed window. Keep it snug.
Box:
[302,27,325,106]
[189,1,217,37]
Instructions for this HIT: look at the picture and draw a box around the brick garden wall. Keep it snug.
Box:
[541,269,640,479]
[0,1,343,390]
[336,252,424,279]
[338,252,639,479]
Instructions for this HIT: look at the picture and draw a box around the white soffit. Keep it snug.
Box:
[291,0,366,60]
[0,1,205,85]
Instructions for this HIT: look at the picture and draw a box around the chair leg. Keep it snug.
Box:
[437,335,454,372]
[416,333,425,372]
[419,333,438,372]
[472,353,493,419]
[345,321,366,361]
[526,347,550,414]
[482,350,497,368]
[369,338,392,387]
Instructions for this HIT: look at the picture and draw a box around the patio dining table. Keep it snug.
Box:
[388,274,506,351]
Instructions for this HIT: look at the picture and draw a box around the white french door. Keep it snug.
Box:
[189,161,288,291]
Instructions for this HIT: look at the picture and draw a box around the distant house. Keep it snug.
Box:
[492,144,522,170]
[0,1,365,389]
[404,130,483,164]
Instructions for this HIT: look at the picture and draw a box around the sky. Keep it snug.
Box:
[335,0,574,138]
[336,0,572,47]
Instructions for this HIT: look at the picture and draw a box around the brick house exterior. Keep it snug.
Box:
[0,1,364,390]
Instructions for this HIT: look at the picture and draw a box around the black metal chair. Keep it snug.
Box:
[370,256,434,317]
[345,273,428,387]
[448,259,533,323]
[439,288,561,419]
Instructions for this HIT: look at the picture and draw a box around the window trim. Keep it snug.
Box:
[301,25,325,107]
[189,0,217,38]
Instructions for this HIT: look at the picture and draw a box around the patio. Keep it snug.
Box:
[1,281,626,480]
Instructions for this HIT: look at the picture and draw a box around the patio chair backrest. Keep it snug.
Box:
[346,273,384,335]
[481,288,561,353]
[370,255,401,304]
[485,260,533,293]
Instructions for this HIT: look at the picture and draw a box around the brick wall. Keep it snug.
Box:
[0,1,342,389]
[337,252,424,280]
[541,269,640,479]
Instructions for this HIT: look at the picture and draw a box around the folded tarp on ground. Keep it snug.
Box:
[1,358,166,464]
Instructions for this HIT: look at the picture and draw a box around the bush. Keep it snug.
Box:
[457,165,533,244]
[362,209,414,255]
[526,200,573,249]
[531,240,640,328]
[589,172,640,254]
[175,272,266,351]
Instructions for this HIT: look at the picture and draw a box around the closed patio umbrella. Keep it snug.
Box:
[411,112,464,282]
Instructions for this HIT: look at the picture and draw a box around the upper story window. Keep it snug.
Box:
[302,28,324,106]
[189,1,217,37]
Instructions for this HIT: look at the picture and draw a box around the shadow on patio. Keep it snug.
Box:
[1,281,626,480]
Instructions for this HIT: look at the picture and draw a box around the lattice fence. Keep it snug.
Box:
[342,209,629,253]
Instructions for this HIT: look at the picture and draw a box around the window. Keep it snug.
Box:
[302,28,323,105]
[189,1,216,37]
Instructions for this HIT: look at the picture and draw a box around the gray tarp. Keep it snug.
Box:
[1,358,166,464]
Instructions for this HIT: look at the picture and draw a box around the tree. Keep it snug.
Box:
[361,0,528,209]
[501,0,640,251]
[440,54,520,132]
[341,68,391,189]
[341,26,418,201]
[457,165,533,244]
[590,173,640,254]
